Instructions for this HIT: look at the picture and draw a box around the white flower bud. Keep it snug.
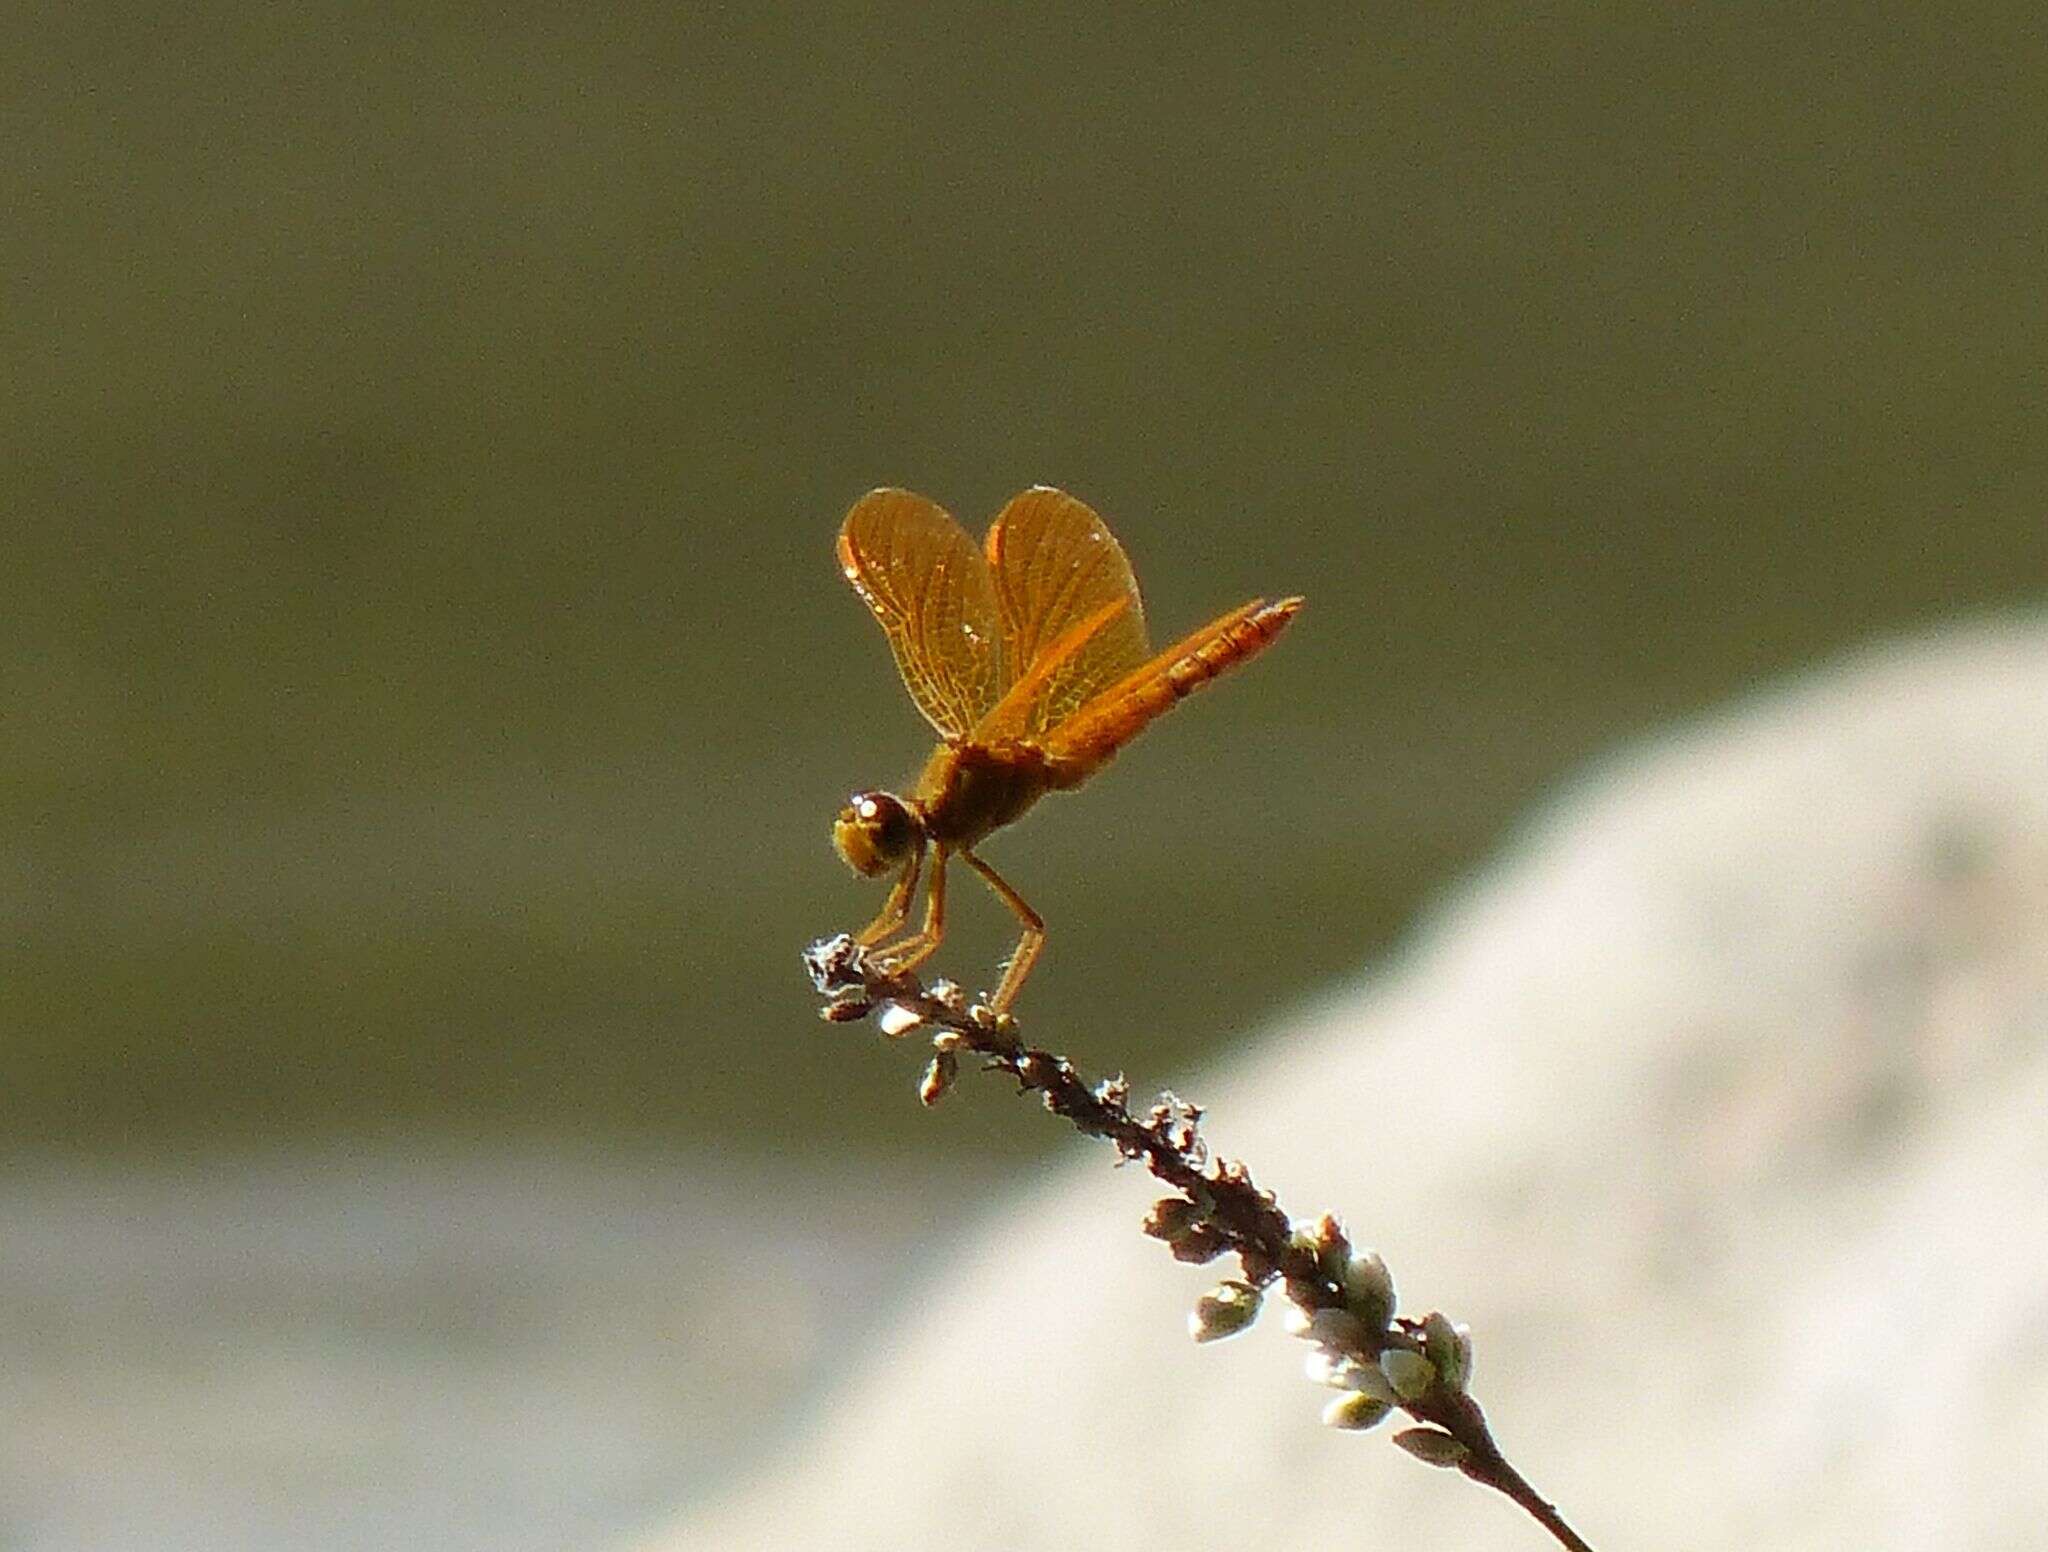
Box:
[1420,1311,1473,1390]
[1340,1250,1396,1332]
[1305,1351,1400,1402]
[1305,1349,1356,1387]
[1281,1303,1367,1352]
[1304,1306,1367,1351]
[876,1002,924,1038]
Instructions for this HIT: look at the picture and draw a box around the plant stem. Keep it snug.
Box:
[806,933,1598,1552]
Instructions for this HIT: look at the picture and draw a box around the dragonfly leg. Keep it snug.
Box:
[961,851,1044,1011]
[856,846,923,946]
[872,846,948,975]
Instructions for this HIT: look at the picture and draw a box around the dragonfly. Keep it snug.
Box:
[832,485,1302,1012]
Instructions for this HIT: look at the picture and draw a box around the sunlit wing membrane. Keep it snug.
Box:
[968,595,1129,743]
[838,488,1004,739]
[977,487,1151,740]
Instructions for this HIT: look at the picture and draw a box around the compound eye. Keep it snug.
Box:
[860,793,914,854]
[834,790,919,876]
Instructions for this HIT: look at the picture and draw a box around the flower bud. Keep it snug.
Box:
[1321,1390,1393,1431]
[1304,1349,1355,1387]
[1419,1311,1472,1391]
[918,1050,958,1106]
[1340,1250,1396,1333]
[876,1002,924,1038]
[1188,1280,1262,1343]
[1379,1347,1436,1401]
[1283,1303,1367,1354]
[1141,1198,1202,1242]
[1392,1427,1470,1467]
[1306,1350,1399,1401]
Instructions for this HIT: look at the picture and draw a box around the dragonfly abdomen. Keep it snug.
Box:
[1164,596,1300,697]
[1043,596,1302,786]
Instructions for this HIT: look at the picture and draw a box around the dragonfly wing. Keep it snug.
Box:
[839,489,1004,739]
[977,487,1150,740]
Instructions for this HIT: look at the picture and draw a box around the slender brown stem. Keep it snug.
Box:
[805,933,1599,1552]
[1432,1389,1597,1552]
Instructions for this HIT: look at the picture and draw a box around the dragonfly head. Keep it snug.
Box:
[834,790,923,876]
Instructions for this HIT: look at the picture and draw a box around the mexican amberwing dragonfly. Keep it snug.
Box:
[833,485,1302,1011]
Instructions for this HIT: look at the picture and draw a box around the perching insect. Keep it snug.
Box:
[833,486,1301,1011]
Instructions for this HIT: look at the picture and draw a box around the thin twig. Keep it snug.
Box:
[805,933,1596,1552]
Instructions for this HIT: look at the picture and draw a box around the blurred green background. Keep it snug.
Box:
[6,3,2044,1158]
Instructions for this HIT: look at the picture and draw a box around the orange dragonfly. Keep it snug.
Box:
[832,486,1302,1012]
